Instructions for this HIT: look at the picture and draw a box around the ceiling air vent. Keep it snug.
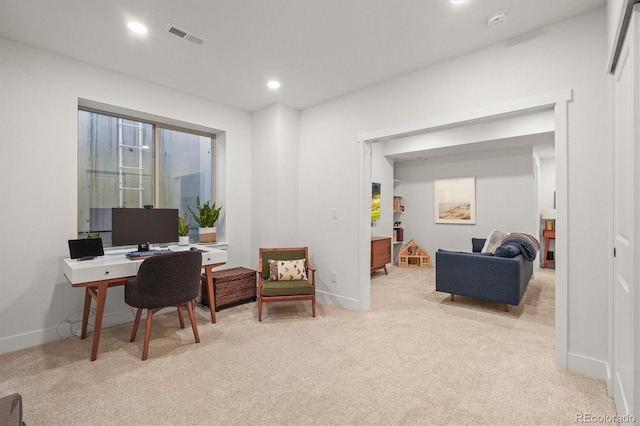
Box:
[164,23,205,46]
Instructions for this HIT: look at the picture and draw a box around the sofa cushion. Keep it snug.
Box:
[482,229,508,253]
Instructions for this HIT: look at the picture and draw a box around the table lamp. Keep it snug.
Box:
[541,209,556,231]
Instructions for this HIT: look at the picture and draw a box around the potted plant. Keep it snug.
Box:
[178,213,192,246]
[188,196,222,243]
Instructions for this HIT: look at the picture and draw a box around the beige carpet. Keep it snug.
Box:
[0,267,617,425]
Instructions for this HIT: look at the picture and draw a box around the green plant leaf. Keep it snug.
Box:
[187,196,222,228]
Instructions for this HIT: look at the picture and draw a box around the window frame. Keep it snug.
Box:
[77,105,218,241]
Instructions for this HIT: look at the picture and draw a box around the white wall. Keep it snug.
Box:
[539,158,557,211]
[370,142,394,240]
[394,149,535,258]
[0,38,253,353]
[299,8,610,378]
[251,103,300,252]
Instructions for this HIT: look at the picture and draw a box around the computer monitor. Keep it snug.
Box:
[111,208,178,251]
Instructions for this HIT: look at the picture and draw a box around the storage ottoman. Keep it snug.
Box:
[202,267,257,311]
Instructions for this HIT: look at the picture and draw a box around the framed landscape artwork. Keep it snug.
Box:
[434,177,476,224]
[371,182,381,221]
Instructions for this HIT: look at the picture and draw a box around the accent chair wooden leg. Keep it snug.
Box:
[142,309,154,361]
[177,306,185,329]
[258,296,263,322]
[312,295,316,318]
[186,301,200,344]
[450,294,455,302]
[131,308,143,342]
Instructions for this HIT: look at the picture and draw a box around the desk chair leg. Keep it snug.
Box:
[177,307,185,329]
[186,301,200,344]
[131,308,143,342]
[141,309,156,361]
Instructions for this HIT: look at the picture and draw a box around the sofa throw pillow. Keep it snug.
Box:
[471,238,486,253]
[277,259,308,281]
[481,229,508,253]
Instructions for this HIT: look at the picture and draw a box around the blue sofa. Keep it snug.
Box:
[435,238,534,311]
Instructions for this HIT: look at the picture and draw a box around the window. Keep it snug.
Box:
[77,109,215,246]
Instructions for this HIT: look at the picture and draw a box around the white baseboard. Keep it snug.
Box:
[316,290,365,312]
[0,309,135,356]
[567,352,610,380]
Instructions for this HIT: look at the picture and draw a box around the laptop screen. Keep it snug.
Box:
[68,238,105,260]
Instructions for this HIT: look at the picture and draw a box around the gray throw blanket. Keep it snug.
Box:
[498,233,540,261]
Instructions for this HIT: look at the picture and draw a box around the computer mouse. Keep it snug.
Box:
[190,247,198,251]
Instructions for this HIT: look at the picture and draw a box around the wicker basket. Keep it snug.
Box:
[202,267,256,311]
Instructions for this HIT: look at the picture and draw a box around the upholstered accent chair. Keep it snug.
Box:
[125,251,202,360]
[257,247,316,321]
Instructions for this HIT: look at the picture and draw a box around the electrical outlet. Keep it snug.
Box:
[331,271,337,283]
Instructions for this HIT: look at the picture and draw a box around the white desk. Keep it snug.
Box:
[63,245,227,361]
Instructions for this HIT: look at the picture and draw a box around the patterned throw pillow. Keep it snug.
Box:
[481,229,508,253]
[276,259,308,281]
[268,259,279,281]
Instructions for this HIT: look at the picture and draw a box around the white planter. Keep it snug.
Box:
[199,227,216,243]
[178,235,190,246]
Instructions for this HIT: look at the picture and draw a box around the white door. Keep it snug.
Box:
[612,6,639,422]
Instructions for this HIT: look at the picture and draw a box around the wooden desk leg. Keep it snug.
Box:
[204,263,225,324]
[89,280,109,361]
[80,287,92,339]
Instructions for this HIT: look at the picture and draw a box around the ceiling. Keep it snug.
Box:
[0,0,605,113]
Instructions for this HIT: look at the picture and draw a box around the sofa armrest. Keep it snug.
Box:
[435,250,527,306]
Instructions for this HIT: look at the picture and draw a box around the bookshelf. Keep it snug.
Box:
[393,186,404,245]
[393,179,405,265]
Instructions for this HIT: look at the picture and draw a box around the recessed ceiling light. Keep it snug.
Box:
[267,80,281,90]
[127,21,148,34]
[450,0,468,4]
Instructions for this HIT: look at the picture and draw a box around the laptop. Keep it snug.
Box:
[68,238,105,260]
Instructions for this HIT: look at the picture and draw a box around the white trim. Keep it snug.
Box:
[568,352,612,381]
[608,0,636,74]
[357,140,373,312]
[357,89,572,143]
[315,290,362,311]
[555,99,569,368]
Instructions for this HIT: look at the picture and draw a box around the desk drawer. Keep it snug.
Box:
[200,249,227,265]
[64,260,139,285]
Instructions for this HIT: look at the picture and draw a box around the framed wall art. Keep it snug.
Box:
[371,182,381,221]
[434,177,476,224]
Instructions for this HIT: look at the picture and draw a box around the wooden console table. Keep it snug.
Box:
[542,229,555,268]
[371,237,391,275]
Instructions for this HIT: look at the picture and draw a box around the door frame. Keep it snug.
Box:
[357,89,572,367]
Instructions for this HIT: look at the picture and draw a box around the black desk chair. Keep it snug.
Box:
[125,251,202,360]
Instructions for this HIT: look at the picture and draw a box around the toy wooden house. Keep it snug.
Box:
[397,239,431,268]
